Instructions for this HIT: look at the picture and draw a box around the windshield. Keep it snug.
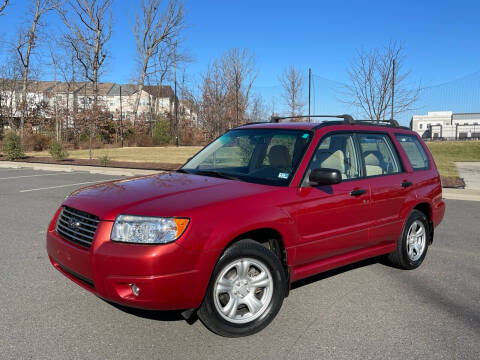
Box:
[181,128,313,186]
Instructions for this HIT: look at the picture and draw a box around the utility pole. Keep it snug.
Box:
[308,68,311,122]
[84,84,92,160]
[119,85,124,148]
[391,59,395,121]
[53,60,59,141]
[174,41,178,147]
[235,72,239,126]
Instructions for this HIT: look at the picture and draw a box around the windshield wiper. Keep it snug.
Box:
[176,169,190,174]
[193,170,240,181]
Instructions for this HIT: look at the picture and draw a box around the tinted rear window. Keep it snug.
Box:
[395,134,430,170]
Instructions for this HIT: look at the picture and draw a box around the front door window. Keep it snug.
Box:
[304,133,361,184]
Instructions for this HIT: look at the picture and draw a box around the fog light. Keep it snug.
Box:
[130,283,140,297]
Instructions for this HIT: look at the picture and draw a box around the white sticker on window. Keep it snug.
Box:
[278,172,289,179]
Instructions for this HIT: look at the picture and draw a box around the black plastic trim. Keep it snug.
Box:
[55,260,95,288]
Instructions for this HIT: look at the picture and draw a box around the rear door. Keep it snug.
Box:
[294,132,372,266]
[357,132,412,247]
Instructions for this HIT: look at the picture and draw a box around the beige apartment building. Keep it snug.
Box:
[0,80,193,125]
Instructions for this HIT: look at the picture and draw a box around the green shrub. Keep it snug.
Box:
[153,118,171,145]
[48,140,69,161]
[2,133,25,160]
[79,132,89,143]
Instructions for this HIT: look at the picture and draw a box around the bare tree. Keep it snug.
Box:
[150,40,191,114]
[199,60,228,138]
[47,44,62,141]
[279,65,305,117]
[0,0,9,15]
[0,51,27,133]
[248,93,267,122]
[222,48,257,126]
[60,0,112,105]
[60,0,112,158]
[345,42,420,121]
[133,0,185,119]
[198,48,257,138]
[56,42,80,140]
[16,0,60,135]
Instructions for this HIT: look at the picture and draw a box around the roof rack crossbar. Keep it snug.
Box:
[270,114,355,124]
[269,114,402,128]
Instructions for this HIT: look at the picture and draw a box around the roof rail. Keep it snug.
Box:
[270,114,355,124]
[355,119,400,127]
[269,114,401,128]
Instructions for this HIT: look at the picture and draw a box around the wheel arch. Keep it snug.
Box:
[221,227,291,296]
[412,202,434,244]
[228,228,286,263]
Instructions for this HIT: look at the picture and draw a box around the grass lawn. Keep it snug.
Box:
[426,141,480,177]
[27,146,203,164]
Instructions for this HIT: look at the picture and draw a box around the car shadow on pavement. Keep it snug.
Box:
[104,256,391,324]
[106,301,197,324]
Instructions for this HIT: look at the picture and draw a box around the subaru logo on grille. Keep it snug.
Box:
[68,217,81,230]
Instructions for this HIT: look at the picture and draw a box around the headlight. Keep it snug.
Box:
[111,215,189,244]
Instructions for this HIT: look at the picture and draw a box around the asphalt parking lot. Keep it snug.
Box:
[0,167,479,360]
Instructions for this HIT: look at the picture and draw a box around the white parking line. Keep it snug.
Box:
[0,168,30,171]
[19,179,120,193]
[0,172,81,180]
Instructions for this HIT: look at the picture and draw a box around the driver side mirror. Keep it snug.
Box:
[309,168,342,186]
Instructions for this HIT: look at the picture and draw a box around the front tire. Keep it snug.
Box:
[198,240,287,337]
[388,209,429,269]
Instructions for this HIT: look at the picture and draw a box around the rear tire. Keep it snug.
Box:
[198,240,287,337]
[388,209,429,269]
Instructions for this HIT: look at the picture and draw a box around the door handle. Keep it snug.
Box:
[350,189,366,196]
[401,181,413,188]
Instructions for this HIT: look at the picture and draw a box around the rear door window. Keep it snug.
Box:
[395,134,430,170]
[358,134,402,177]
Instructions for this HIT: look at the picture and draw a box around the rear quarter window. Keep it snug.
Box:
[395,134,430,171]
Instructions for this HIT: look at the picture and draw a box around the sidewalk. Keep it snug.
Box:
[442,162,480,201]
[442,188,480,201]
[0,161,160,176]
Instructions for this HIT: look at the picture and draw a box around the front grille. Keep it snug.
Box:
[56,206,100,248]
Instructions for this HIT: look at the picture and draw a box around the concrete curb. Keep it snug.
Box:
[0,161,161,176]
[442,188,480,202]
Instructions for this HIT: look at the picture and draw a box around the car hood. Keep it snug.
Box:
[63,172,274,220]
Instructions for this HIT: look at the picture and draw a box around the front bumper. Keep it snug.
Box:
[46,208,220,310]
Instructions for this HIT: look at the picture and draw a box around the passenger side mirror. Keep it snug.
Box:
[309,168,342,186]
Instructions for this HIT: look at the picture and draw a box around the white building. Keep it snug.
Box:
[106,84,175,121]
[0,80,177,124]
[143,85,175,116]
[411,111,480,139]
[0,80,57,118]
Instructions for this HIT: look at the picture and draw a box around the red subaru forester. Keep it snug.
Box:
[46,115,445,337]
